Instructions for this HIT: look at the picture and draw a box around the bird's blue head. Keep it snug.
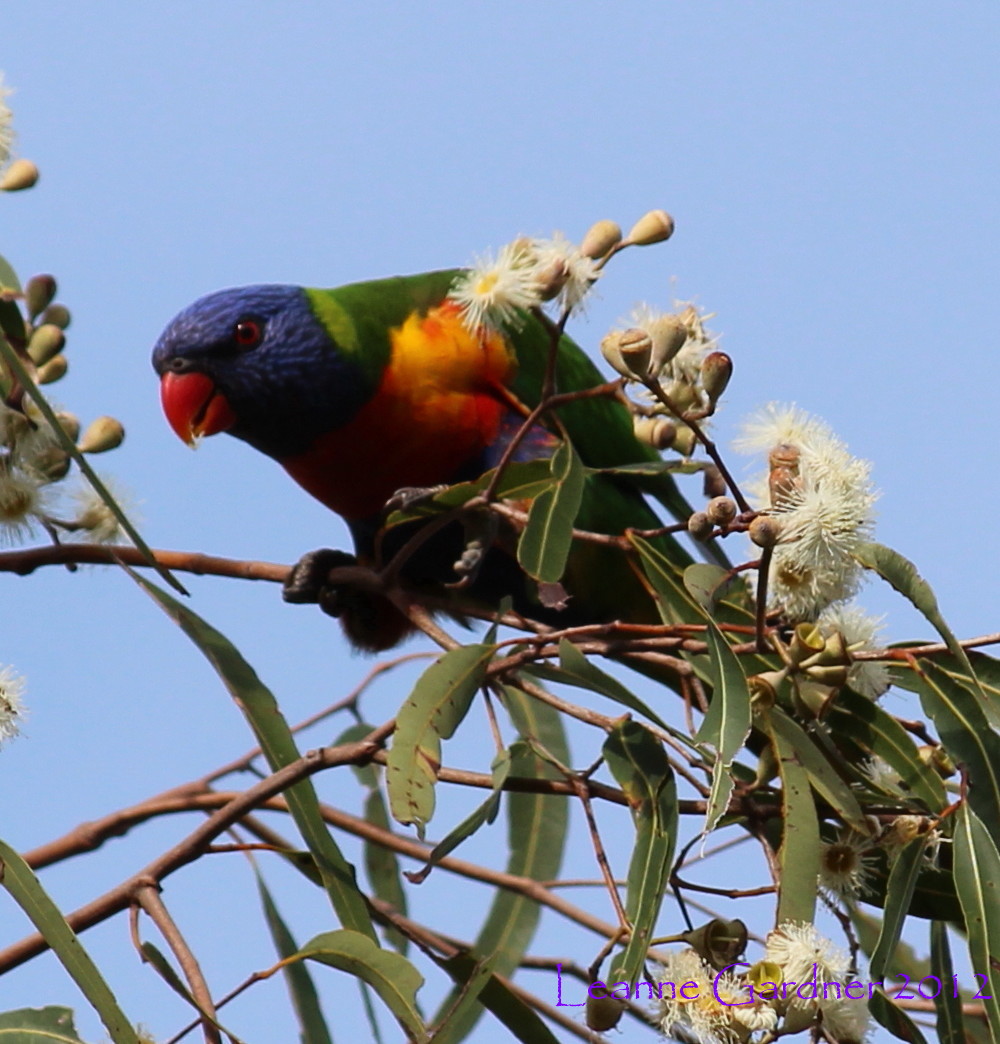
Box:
[152,284,369,459]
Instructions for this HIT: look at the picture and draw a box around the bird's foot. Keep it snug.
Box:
[384,485,450,514]
[282,547,412,651]
[282,548,358,612]
[447,512,499,588]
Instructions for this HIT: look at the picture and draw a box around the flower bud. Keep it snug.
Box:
[27,323,66,366]
[77,415,125,453]
[687,510,713,541]
[580,219,623,260]
[702,464,727,499]
[533,257,568,301]
[32,446,71,481]
[705,496,736,527]
[700,351,733,407]
[626,208,675,246]
[24,275,57,320]
[40,303,71,330]
[748,515,781,548]
[670,424,696,456]
[647,314,688,375]
[585,993,625,1032]
[0,159,40,191]
[768,444,801,509]
[600,328,651,379]
[35,354,68,384]
[54,411,81,442]
[632,415,676,450]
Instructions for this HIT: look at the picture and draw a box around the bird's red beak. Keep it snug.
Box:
[159,371,236,446]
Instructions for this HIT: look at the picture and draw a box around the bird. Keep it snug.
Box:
[151,270,698,650]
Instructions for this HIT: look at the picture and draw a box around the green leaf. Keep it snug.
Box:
[929,921,966,1044]
[406,745,513,884]
[696,623,752,833]
[854,541,988,711]
[913,658,1000,832]
[869,985,930,1044]
[0,1008,85,1042]
[527,638,675,734]
[385,643,494,834]
[0,839,140,1044]
[825,687,947,813]
[362,789,409,955]
[431,686,570,1039]
[603,720,678,988]
[869,839,926,979]
[300,930,426,1043]
[952,804,1000,1041]
[629,533,706,625]
[125,569,376,941]
[0,252,26,367]
[0,337,186,596]
[517,440,586,582]
[431,951,560,1044]
[769,708,870,835]
[256,870,334,1044]
[759,710,820,925]
[683,563,736,612]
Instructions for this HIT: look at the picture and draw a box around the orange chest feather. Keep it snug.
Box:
[282,303,518,520]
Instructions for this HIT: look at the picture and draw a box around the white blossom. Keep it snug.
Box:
[818,603,891,698]
[0,664,26,745]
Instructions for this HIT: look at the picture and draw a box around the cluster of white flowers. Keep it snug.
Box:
[737,403,877,621]
[656,922,870,1043]
[0,663,26,745]
[448,232,601,334]
[0,73,14,171]
[764,922,870,1042]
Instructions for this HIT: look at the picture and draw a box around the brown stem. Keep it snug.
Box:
[134,881,222,1044]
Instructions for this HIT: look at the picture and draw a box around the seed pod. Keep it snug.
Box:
[0,159,40,191]
[78,415,125,454]
[580,219,622,260]
[683,918,748,971]
[27,323,66,366]
[585,994,625,1032]
[788,622,825,665]
[626,208,675,246]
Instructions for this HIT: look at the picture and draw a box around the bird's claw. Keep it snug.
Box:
[384,485,449,514]
[282,548,358,612]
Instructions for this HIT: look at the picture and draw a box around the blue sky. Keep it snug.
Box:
[1,3,998,1041]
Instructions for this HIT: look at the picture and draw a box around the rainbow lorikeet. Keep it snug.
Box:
[152,270,698,649]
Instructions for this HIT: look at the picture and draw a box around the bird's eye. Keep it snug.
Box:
[233,319,263,349]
